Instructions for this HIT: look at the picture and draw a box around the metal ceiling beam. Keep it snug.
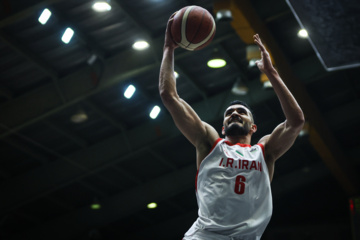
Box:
[112,0,160,63]
[174,64,208,100]
[42,120,88,148]
[0,30,68,103]
[230,0,360,195]
[0,47,157,137]
[0,30,57,78]
[83,100,128,132]
[146,148,178,170]
[77,180,107,198]
[112,0,212,101]
[84,97,152,153]
[50,7,104,57]
[0,75,286,216]
[0,81,274,214]
[1,138,49,164]
[0,91,227,215]
[0,47,320,141]
[0,0,64,29]
[122,160,330,238]
[0,0,103,56]
[111,165,143,185]
[14,161,332,239]
[0,34,235,139]
[13,165,196,240]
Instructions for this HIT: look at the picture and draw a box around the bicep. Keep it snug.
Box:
[261,121,302,163]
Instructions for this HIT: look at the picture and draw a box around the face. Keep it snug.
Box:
[222,104,255,137]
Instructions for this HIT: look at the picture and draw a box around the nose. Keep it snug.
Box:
[231,110,241,117]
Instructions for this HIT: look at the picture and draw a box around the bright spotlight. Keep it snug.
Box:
[92,1,112,12]
[132,40,150,50]
[297,29,308,38]
[207,58,227,68]
[147,202,157,209]
[124,85,136,99]
[61,28,74,44]
[150,106,161,119]
[38,8,52,25]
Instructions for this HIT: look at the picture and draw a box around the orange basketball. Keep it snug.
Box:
[171,6,216,51]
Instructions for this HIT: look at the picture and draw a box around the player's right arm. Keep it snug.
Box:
[159,16,219,161]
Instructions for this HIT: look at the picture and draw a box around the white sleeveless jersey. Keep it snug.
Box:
[184,138,272,239]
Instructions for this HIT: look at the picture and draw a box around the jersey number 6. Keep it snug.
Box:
[234,175,246,194]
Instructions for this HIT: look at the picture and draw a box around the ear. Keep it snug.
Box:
[250,124,257,134]
[221,126,225,135]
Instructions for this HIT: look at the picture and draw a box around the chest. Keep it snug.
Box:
[204,143,264,174]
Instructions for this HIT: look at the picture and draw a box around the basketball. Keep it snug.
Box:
[170,6,216,51]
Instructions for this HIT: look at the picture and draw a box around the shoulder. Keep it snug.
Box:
[201,121,220,146]
[257,134,275,162]
[257,134,270,147]
[195,124,220,169]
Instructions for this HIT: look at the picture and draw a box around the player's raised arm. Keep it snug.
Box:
[254,34,305,170]
[159,15,218,151]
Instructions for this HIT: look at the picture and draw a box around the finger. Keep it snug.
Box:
[254,39,266,52]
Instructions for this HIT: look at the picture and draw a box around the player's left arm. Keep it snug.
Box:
[254,34,305,177]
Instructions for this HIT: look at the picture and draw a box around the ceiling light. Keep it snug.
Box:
[61,28,74,44]
[297,29,308,38]
[147,202,157,209]
[91,203,101,210]
[207,48,226,68]
[90,198,101,210]
[263,80,272,89]
[248,59,258,68]
[124,84,136,99]
[132,40,149,50]
[71,109,88,123]
[216,9,233,22]
[260,73,272,89]
[231,77,248,95]
[87,54,98,65]
[38,8,52,25]
[207,49,227,68]
[149,106,161,119]
[92,1,112,12]
[207,59,226,68]
[246,45,261,67]
[299,121,309,137]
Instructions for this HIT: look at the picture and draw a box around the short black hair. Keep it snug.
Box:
[225,100,255,123]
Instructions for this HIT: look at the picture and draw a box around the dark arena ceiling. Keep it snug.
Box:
[0,0,360,239]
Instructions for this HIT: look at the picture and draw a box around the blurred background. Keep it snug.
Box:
[0,0,359,239]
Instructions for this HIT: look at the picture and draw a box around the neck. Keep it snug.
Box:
[224,134,251,145]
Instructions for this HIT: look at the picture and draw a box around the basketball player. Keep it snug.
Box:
[159,16,305,240]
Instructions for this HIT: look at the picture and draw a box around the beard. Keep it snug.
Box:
[224,122,251,136]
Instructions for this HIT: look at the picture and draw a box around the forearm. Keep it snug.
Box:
[265,68,305,127]
[159,46,178,100]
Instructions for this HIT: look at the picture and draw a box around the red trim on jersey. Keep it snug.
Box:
[210,138,222,152]
[224,140,251,148]
[257,143,265,157]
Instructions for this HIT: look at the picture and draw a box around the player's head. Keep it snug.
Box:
[222,100,257,137]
